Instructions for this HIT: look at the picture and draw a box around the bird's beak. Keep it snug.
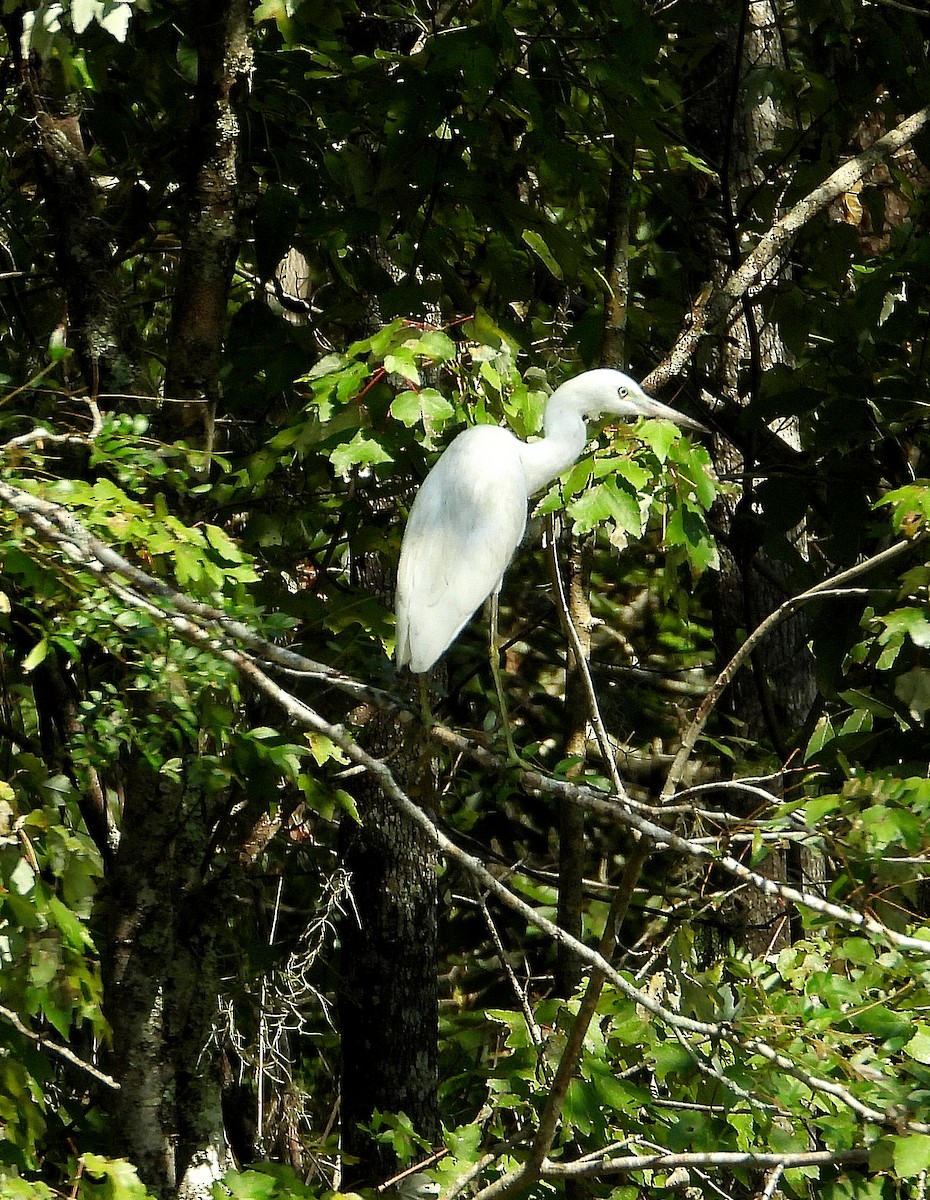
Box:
[637,395,709,434]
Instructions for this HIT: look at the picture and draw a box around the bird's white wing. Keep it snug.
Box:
[395,426,529,672]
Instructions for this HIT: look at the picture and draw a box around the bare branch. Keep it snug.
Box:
[6,473,930,960]
[542,1147,870,1179]
[0,1003,119,1090]
[0,479,395,711]
[6,475,930,1186]
[644,102,930,392]
[660,539,923,800]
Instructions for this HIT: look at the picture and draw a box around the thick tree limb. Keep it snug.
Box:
[643,102,930,392]
[163,0,252,466]
[542,1147,870,1178]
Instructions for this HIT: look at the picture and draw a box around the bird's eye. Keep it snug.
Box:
[618,386,628,398]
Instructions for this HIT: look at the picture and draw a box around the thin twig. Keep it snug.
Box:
[661,541,922,801]
[9,473,930,956]
[0,479,396,711]
[7,479,930,1171]
[0,1003,119,1090]
[760,1162,785,1200]
[475,887,544,1052]
[546,520,628,799]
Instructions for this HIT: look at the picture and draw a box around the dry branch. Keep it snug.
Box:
[643,102,930,392]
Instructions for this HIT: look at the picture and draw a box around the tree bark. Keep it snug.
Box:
[601,152,633,371]
[681,0,810,958]
[338,472,440,1184]
[1,11,138,395]
[95,5,251,1191]
[338,727,440,1184]
[163,0,252,460]
[103,763,233,1200]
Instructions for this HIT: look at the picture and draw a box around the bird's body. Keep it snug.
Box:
[395,368,705,673]
[395,425,536,672]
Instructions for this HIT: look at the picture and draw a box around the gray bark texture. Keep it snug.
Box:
[103,764,233,1200]
[338,709,441,1185]
[682,0,813,958]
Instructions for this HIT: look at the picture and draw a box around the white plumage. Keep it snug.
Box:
[395,368,705,673]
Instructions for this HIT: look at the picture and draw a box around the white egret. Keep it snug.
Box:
[395,368,706,678]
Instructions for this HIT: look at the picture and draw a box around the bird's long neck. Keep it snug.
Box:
[519,397,589,495]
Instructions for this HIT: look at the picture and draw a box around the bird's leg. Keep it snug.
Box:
[488,592,518,761]
[417,672,433,728]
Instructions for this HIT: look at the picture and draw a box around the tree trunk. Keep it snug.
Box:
[338,477,440,1184]
[1,10,138,394]
[163,0,252,462]
[338,722,440,1184]
[103,763,233,1200]
[684,0,815,958]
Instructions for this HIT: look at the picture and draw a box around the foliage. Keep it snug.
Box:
[1,0,930,1199]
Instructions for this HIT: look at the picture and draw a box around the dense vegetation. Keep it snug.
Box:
[2,3,930,1200]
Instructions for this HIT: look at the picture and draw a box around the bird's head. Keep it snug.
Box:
[557,368,708,433]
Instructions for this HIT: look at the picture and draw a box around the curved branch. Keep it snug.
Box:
[0,478,393,711]
[660,537,923,800]
[5,475,930,958]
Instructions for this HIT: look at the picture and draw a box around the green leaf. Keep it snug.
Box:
[892,1134,930,1179]
[852,1004,911,1041]
[613,457,651,490]
[567,479,642,536]
[80,1155,150,1200]
[306,733,348,767]
[21,639,49,674]
[414,330,457,362]
[904,1028,930,1065]
[418,388,456,422]
[650,1041,694,1080]
[384,351,421,385]
[334,789,360,822]
[521,229,563,280]
[878,608,930,648]
[804,716,836,761]
[589,1069,640,1115]
[638,419,679,460]
[390,388,455,428]
[839,706,872,735]
[221,1169,279,1200]
[330,432,393,476]
[47,895,94,952]
[204,524,246,564]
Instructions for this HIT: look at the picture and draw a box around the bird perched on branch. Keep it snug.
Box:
[394,368,706,675]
